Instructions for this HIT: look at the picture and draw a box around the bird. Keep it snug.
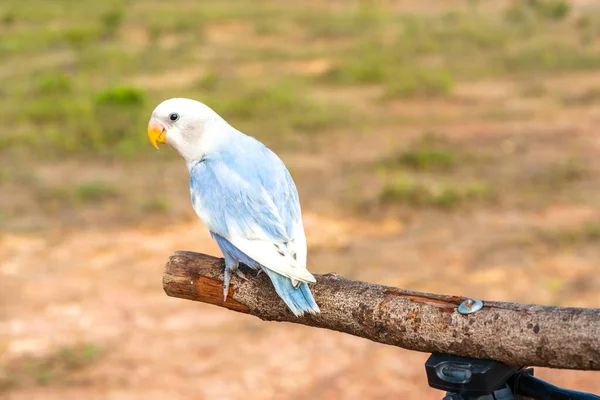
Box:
[147,98,320,317]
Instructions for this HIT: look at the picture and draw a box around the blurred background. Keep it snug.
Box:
[1,0,599,398]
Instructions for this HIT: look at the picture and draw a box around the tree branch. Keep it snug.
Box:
[163,251,600,371]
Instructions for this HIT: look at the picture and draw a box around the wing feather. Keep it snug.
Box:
[189,137,313,283]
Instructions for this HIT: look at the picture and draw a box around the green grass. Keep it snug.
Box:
[384,69,453,99]
[378,132,494,209]
[210,79,347,136]
[0,0,598,233]
[100,9,124,38]
[380,175,493,210]
[397,146,456,171]
[319,4,600,85]
[523,0,571,21]
[37,181,120,209]
[0,343,102,390]
[141,196,170,213]
[253,18,285,36]
[377,132,498,209]
[537,223,600,247]
[36,72,73,94]
[94,85,146,107]
[1,0,599,161]
[75,181,119,202]
[62,27,100,50]
[321,57,388,85]
[196,70,224,91]
[2,11,16,26]
[295,4,388,39]
[93,85,147,151]
[383,134,463,171]
[322,59,453,99]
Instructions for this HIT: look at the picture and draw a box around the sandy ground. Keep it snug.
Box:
[1,207,599,399]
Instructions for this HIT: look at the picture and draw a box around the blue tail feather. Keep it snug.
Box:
[263,268,320,317]
[211,232,319,316]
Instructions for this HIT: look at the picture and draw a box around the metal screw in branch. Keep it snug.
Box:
[458,298,483,315]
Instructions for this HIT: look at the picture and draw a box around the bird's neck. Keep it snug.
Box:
[183,120,238,173]
[185,158,202,173]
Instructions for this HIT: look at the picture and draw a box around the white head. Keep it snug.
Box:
[147,98,226,162]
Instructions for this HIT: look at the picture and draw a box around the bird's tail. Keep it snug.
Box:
[263,268,320,317]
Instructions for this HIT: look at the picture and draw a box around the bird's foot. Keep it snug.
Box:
[223,266,232,302]
[223,262,249,302]
[235,269,249,281]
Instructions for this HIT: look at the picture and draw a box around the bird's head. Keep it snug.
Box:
[147,98,224,161]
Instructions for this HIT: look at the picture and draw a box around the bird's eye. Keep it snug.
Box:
[169,113,180,122]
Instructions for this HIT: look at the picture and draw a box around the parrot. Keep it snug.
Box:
[147,98,320,317]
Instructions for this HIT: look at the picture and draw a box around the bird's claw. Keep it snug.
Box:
[223,267,232,302]
[223,262,250,302]
[235,269,249,281]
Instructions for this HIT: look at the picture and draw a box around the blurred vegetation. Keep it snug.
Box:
[380,176,493,210]
[0,0,598,231]
[532,158,589,189]
[0,344,102,390]
[1,0,599,159]
[538,222,600,247]
[385,134,461,171]
[74,181,120,202]
[378,134,494,209]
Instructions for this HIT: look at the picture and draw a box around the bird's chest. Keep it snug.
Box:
[189,187,212,224]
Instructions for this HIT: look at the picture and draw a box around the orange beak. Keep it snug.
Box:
[147,120,167,149]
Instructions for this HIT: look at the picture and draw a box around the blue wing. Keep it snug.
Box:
[189,132,313,283]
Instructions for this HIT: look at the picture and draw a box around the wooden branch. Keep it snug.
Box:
[163,251,600,371]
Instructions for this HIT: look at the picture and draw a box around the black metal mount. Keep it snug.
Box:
[425,353,600,400]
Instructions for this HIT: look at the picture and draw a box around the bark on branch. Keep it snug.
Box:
[163,251,600,371]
